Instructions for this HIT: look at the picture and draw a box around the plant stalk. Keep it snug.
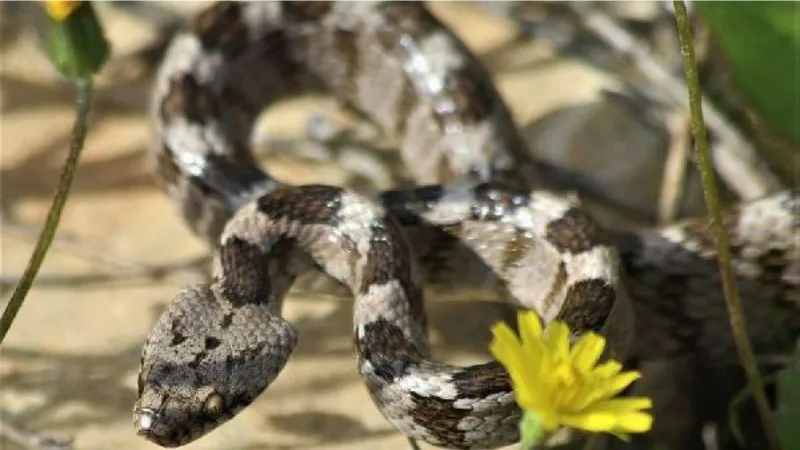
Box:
[0,79,93,345]
[672,2,781,449]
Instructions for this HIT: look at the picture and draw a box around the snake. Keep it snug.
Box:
[133,2,799,449]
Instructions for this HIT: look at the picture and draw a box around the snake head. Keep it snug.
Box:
[134,285,297,447]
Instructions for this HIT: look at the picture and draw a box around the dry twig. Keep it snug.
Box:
[658,112,690,224]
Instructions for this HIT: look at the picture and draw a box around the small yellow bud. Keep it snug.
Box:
[43,1,110,80]
[45,1,82,22]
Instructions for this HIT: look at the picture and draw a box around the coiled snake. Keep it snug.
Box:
[133,2,799,448]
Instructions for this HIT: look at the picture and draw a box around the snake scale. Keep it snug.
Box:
[133,2,799,449]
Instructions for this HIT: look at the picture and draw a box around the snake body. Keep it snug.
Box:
[134,2,799,448]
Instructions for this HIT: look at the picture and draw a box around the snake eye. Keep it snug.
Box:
[202,392,225,418]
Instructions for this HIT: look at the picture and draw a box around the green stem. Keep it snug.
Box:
[0,79,93,345]
[672,2,781,449]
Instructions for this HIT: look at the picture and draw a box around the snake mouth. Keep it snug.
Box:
[134,407,188,448]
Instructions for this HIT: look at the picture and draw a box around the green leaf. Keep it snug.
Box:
[694,2,800,141]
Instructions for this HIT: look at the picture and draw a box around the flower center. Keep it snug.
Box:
[553,363,577,386]
[548,361,588,412]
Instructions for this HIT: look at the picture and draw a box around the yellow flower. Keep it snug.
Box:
[44,1,82,22]
[490,310,653,440]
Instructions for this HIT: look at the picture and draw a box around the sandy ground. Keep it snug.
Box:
[1,3,670,450]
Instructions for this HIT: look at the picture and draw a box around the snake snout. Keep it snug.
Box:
[134,407,188,448]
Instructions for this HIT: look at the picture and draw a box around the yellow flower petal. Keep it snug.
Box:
[561,411,619,432]
[586,397,653,413]
[490,326,528,384]
[542,321,570,361]
[490,322,541,409]
[592,360,623,378]
[518,310,543,347]
[562,409,652,434]
[490,322,521,359]
[569,331,605,373]
[491,320,545,381]
[598,371,642,398]
[608,412,653,433]
[503,359,542,410]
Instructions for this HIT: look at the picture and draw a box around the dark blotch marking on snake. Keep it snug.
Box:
[160,74,219,125]
[170,319,188,347]
[358,319,424,383]
[195,152,272,197]
[170,333,187,347]
[406,364,511,450]
[375,2,433,51]
[216,237,269,307]
[220,312,234,329]
[204,336,222,350]
[380,185,445,225]
[188,351,208,370]
[451,362,511,397]
[407,391,472,449]
[556,278,616,332]
[360,223,404,293]
[257,185,343,225]
[360,220,426,326]
[191,1,248,57]
[445,66,496,126]
[281,1,333,21]
[546,208,603,254]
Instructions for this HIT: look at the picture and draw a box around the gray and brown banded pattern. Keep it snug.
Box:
[136,1,799,449]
